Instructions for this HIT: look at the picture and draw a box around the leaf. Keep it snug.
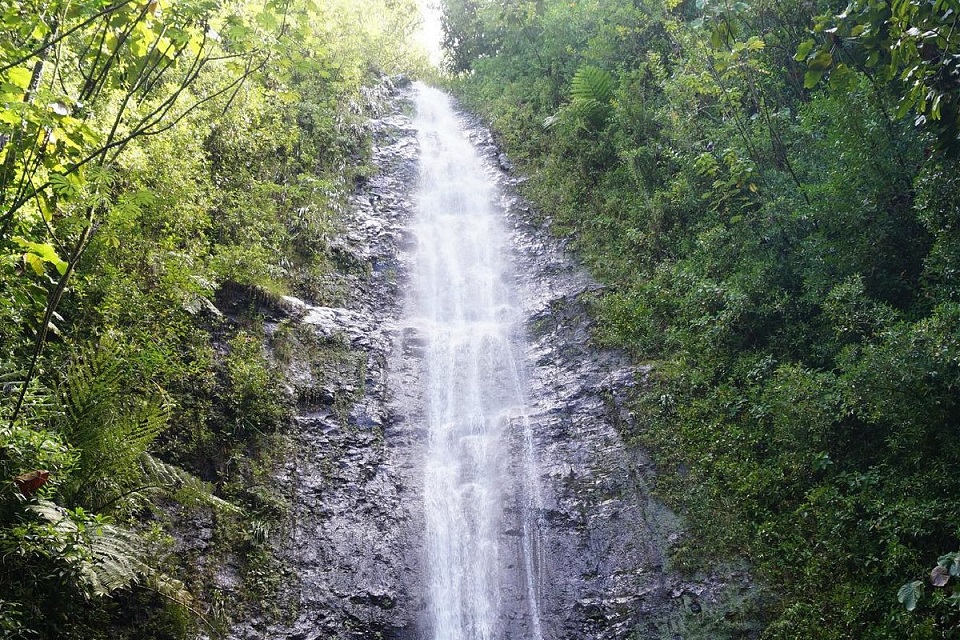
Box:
[795,39,815,61]
[710,23,728,49]
[131,189,156,207]
[571,65,614,104]
[13,237,68,275]
[937,552,960,576]
[931,565,950,587]
[14,469,50,496]
[896,94,916,119]
[828,64,856,91]
[569,65,615,129]
[27,501,147,597]
[49,172,79,199]
[139,453,241,514]
[23,252,45,276]
[7,67,32,89]
[898,580,923,611]
[804,69,825,89]
[808,49,834,70]
[0,82,23,103]
[30,21,50,41]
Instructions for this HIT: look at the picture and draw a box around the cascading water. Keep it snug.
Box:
[412,83,545,640]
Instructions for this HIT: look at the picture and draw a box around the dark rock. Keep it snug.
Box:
[216,280,302,321]
[226,83,422,640]
[228,83,749,640]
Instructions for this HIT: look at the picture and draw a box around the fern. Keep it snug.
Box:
[570,65,615,127]
[18,338,237,630]
[28,500,145,597]
[138,453,241,514]
[56,337,240,518]
[544,65,615,131]
[27,500,200,613]
[571,64,614,105]
[57,336,170,509]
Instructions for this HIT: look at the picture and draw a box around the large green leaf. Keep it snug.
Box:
[897,581,923,611]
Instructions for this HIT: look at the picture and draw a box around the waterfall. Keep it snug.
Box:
[412,83,545,640]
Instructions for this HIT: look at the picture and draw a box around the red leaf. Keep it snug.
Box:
[14,470,50,497]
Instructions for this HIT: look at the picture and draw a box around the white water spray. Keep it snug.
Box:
[412,83,545,640]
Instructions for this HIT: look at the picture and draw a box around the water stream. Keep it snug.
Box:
[412,84,545,640]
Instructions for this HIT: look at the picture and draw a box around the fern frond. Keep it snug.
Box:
[56,337,171,509]
[61,338,124,437]
[571,65,614,104]
[28,500,145,597]
[543,66,616,132]
[87,524,146,596]
[570,65,615,128]
[27,499,206,615]
[27,499,67,524]
[138,453,242,514]
[143,573,218,634]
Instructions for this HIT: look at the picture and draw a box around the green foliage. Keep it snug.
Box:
[56,337,171,510]
[0,498,200,638]
[900,581,924,612]
[0,0,427,635]
[220,330,289,437]
[442,0,960,636]
[799,0,960,153]
[441,0,487,73]
[545,64,615,130]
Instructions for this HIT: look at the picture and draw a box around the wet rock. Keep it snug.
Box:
[216,280,304,321]
[227,84,423,640]
[460,100,747,638]
[349,590,396,610]
[230,83,747,640]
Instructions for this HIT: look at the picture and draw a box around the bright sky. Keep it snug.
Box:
[415,0,444,66]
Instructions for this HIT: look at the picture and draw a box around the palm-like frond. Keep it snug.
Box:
[56,336,170,509]
[28,500,198,609]
[570,65,615,127]
[29,501,146,597]
[55,338,241,516]
[139,453,241,514]
[544,65,615,131]
[571,64,614,105]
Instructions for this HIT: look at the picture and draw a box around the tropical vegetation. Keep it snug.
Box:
[0,0,424,637]
[6,0,960,636]
[439,0,960,637]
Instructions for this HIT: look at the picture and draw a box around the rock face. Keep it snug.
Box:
[455,107,737,640]
[230,84,739,640]
[227,91,425,640]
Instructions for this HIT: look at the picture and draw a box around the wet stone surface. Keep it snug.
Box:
[227,85,424,640]
[459,104,748,638]
[230,85,748,640]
